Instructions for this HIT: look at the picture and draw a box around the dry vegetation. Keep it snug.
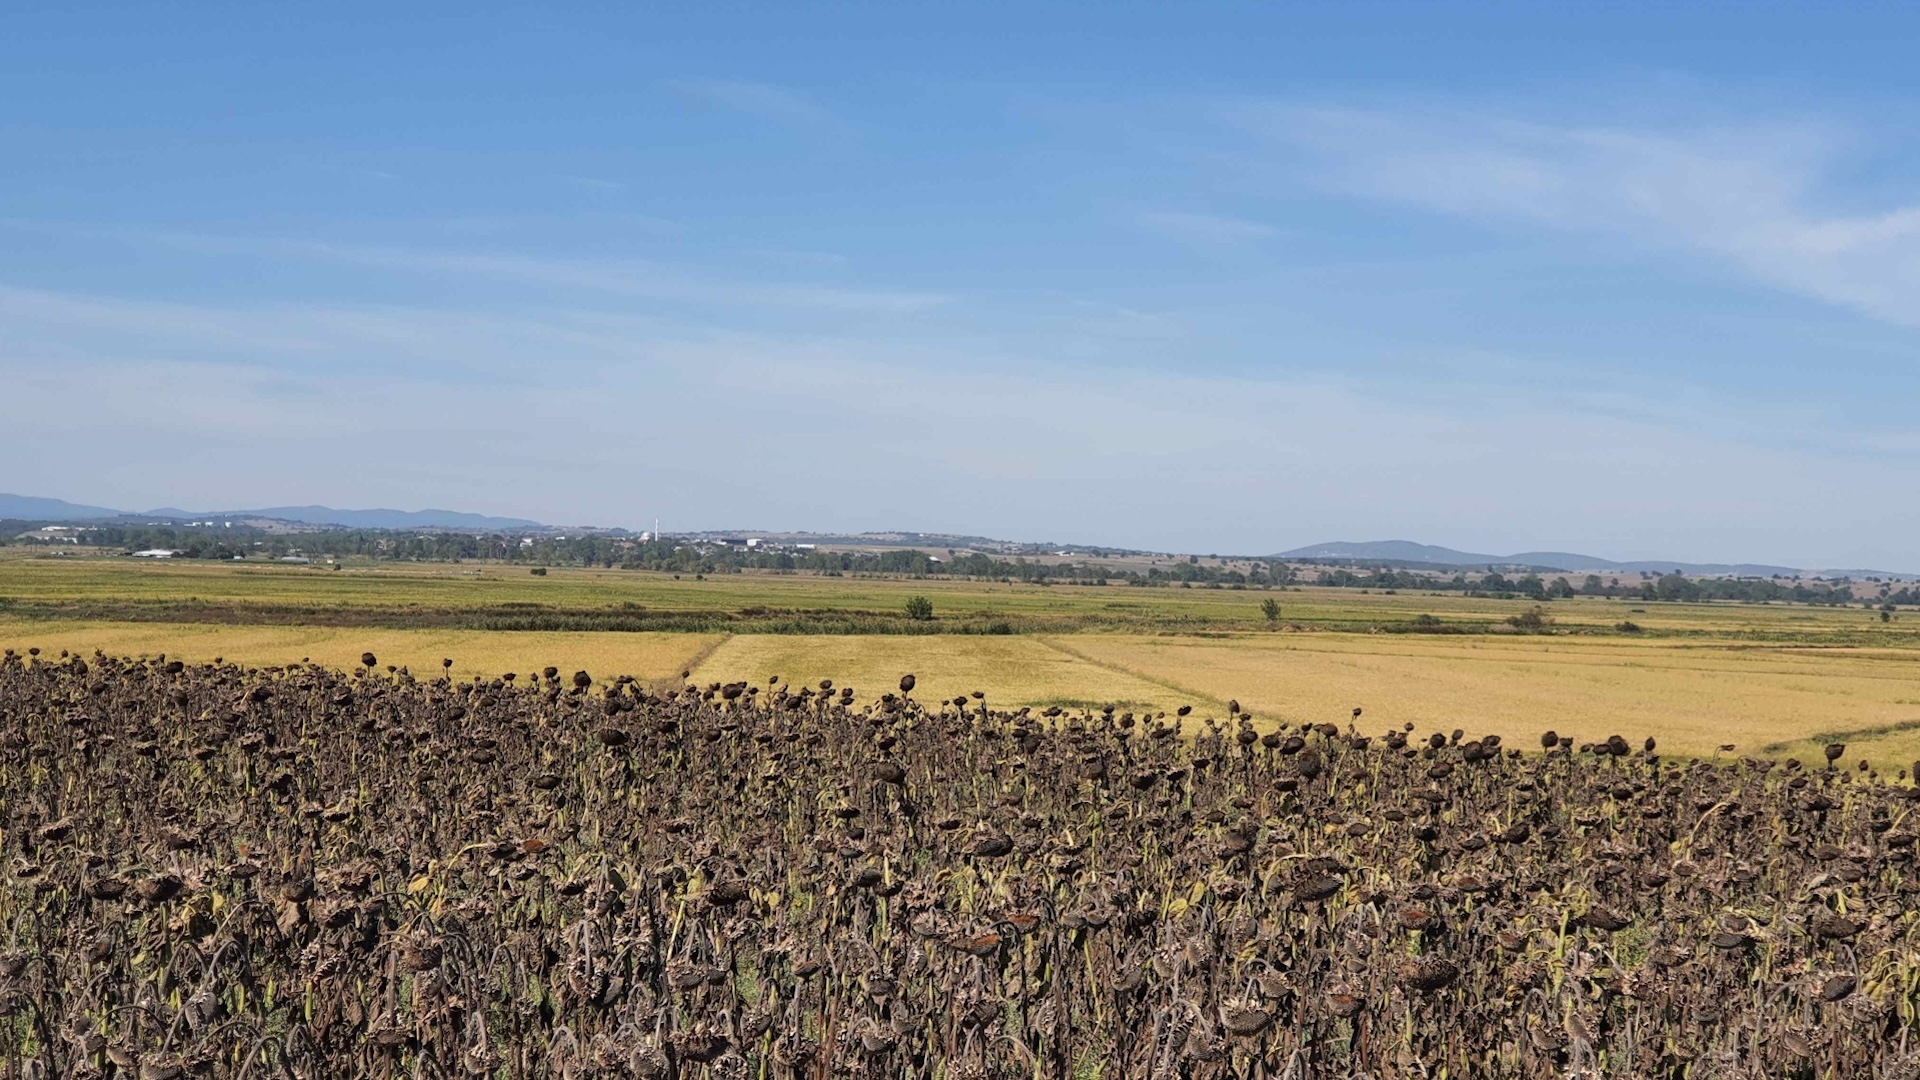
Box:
[3,556,1915,640]
[0,621,721,691]
[688,636,1183,716]
[10,615,1917,764]
[1045,636,1920,767]
[5,647,1920,1078]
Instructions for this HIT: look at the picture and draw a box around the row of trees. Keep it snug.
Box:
[1309,566,1867,606]
[6,524,1307,587]
[0,525,540,563]
[3,522,1891,607]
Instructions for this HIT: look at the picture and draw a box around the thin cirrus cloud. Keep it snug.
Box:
[6,277,1920,565]
[561,175,627,193]
[1240,104,1920,328]
[1136,209,1278,246]
[29,223,954,318]
[315,245,951,315]
[668,78,837,127]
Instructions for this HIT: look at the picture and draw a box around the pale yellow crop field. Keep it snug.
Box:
[6,553,1915,640]
[688,634,1189,713]
[0,618,721,687]
[681,632,1920,766]
[7,614,1919,769]
[1050,634,1920,766]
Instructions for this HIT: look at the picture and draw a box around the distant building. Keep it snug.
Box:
[132,549,177,558]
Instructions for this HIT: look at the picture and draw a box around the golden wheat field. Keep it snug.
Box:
[688,634,1187,713]
[6,554,1918,764]
[0,618,723,688]
[1048,634,1920,767]
[6,612,1919,765]
[690,634,1920,765]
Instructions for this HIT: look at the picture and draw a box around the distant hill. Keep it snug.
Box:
[671,529,1151,557]
[1274,540,1815,578]
[1,492,540,531]
[189,505,543,530]
[3,492,1908,574]
[1281,540,1510,566]
[0,493,124,520]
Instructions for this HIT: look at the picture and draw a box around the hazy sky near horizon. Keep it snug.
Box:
[5,2,1920,567]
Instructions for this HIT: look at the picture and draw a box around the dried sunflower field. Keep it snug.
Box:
[4,647,1920,1079]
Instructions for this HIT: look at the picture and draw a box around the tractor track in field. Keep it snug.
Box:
[1031,635,1231,713]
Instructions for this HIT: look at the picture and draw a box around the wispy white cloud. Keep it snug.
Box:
[740,247,851,270]
[4,281,1918,565]
[313,245,951,314]
[561,175,627,192]
[669,78,836,127]
[1137,209,1277,245]
[0,223,952,317]
[1238,104,1920,327]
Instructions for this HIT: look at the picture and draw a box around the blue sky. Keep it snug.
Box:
[5,2,1919,567]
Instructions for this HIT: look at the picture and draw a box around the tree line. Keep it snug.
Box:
[1308,566,1866,606]
[3,523,1895,606]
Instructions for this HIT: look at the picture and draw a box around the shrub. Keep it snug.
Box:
[1507,606,1552,632]
[529,567,547,576]
[905,595,934,621]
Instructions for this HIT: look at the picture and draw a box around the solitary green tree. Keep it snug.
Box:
[905,595,934,621]
[1261,597,1282,624]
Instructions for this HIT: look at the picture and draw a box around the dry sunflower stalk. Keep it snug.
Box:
[0,647,1917,1077]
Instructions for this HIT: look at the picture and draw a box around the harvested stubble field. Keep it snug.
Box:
[3,650,1920,1077]
[2,556,1912,639]
[3,556,1919,763]
[0,620,724,696]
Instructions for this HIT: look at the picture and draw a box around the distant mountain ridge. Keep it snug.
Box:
[0,494,123,521]
[200,505,543,530]
[1273,540,1900,579]
[0,493,540,531]
[3,494,1908,575]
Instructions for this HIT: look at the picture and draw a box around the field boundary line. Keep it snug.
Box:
[1032,636,1230,711]
[1762,716,1920,752]
[657,632,734,690]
